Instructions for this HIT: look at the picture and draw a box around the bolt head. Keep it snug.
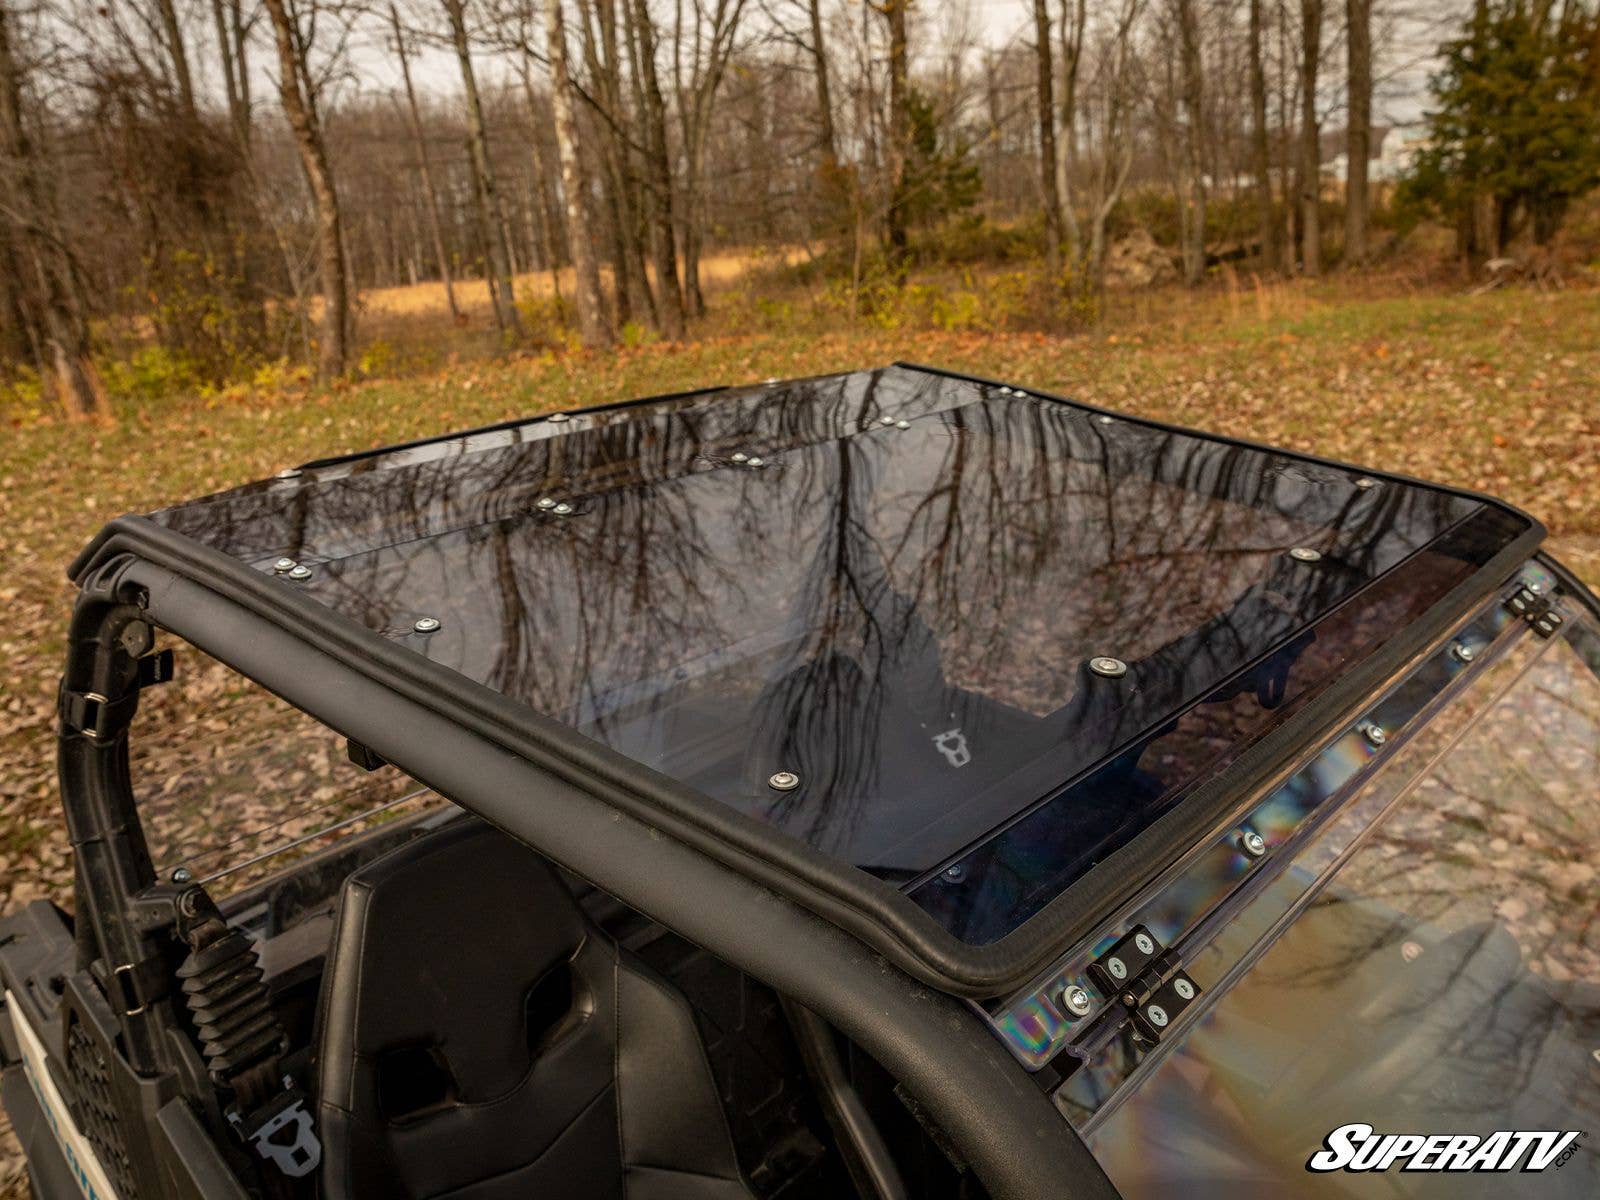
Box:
[1060,985,1093,1017]
[1173,977,1195,1001]
[1134,932,1155,955]
[880,416,896,426]
[768,770,800,792]
[1146,1004,1170,1028]
[275,467,302,480]
[1289,547,1323,563]
[287,565,312,581]
[1451,642,1476,664]
[272,557,297,573]
[536,497,557,510]
[746,457,765,468]
[1013,390,1029,399]
[1354,477,1378,490]
[553,502,574,515]
[413,616,441,634]
[547,412,569,423]
[1362,723,1388,747]
[1096,414,1114,425]
[1107,956,1128,980]
[731,452,749,463]
[1241,830,1267,858]
[170,867,193,884]
[943,864,965,882]
[895,419,911,430]
[1089,656,1128,678]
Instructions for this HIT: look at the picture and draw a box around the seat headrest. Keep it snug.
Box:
[320,818,589,1106]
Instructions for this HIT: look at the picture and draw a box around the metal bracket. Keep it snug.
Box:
[1504,584,1565,639]
[1087,926,1201,1046]
[229,1086,322,1179]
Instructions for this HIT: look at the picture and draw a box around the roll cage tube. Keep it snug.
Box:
[107,550,1119,1200]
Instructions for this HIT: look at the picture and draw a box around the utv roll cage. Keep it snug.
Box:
[18,363,1564,1198]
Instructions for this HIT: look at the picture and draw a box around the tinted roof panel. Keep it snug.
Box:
[151,365,1511,943]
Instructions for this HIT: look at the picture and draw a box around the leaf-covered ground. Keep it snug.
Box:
[0,279,1597,1193]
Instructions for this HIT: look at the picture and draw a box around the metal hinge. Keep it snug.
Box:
[1504,584,1564,639]
[1087,926,1201,1045]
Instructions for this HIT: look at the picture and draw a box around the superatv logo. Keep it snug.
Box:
[1308,1123,1584,1173]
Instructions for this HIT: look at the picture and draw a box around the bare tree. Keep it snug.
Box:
[1298,0,1322,275]
[1033,0,1064,273]
[547,0,613,346]
[1248,0,1279,271]
[443,0,522,337]
[391,3,461,321]
[262,0,352,375]
[1344,0,1370,263]
[872,0,910,275]
[1,0,110,418]
[625,0,685,336]
[1173,0,1206,284]
[807,0,837,161]
[1056,0,1087,267]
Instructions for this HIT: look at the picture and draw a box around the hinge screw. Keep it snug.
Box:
[1060,985,1093,1018]
[1173,977,1195,1001]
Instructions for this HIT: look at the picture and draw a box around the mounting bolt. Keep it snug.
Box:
[1361,722,1388,748]
[1060,985,1093,1018]
[552,502,574,515]
[1289,547,1323,563]
[1354,477,1378,490]
[547,412,569,423]
[275,467,302,480]
[272,557,297,573]
[1451,642,1476,664]
[895,419,910,430]
[768,770,800,791]
[1095,414,1114,425]
[1089,656,1127,679]
[731,452,749,463]
[879,416,896,426]
[1241,830,1267,858]
[942,864,965,882]
[746,457,765,468]
[413,616,441,634]
[170,867,193,885]
[287,565,312,581]
[536,497,557,510]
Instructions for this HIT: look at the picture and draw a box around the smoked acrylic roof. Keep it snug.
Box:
[144,364,1535,948]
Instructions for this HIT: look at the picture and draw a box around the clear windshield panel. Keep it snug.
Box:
[1084,614,1600,1198]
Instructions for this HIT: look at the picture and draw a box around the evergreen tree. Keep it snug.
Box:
[1400,1,1600,254]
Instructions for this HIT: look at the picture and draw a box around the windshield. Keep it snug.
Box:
[1081,607,1600,1197]
[148,366,1529,944]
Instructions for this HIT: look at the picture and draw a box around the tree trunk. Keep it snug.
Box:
[262,0,351,376]
[444,0,522,338]
[881,0,910,277]
[1175,0,1207,286]
[808,0,837,162]
[1248,0,1279,272]
[391,3,460,321]
[547,0,614,347]
[583,0,655,326]
[625,0,685,337]
[1298,0,1322,276]
[1032,0,1063,273]
[1055,0,1086,266]
[1344,0,1370,264]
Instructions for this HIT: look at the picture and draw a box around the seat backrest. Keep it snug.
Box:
[315,818,751,1200]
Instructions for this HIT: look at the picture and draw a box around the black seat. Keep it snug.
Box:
[314,818,755,1200]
